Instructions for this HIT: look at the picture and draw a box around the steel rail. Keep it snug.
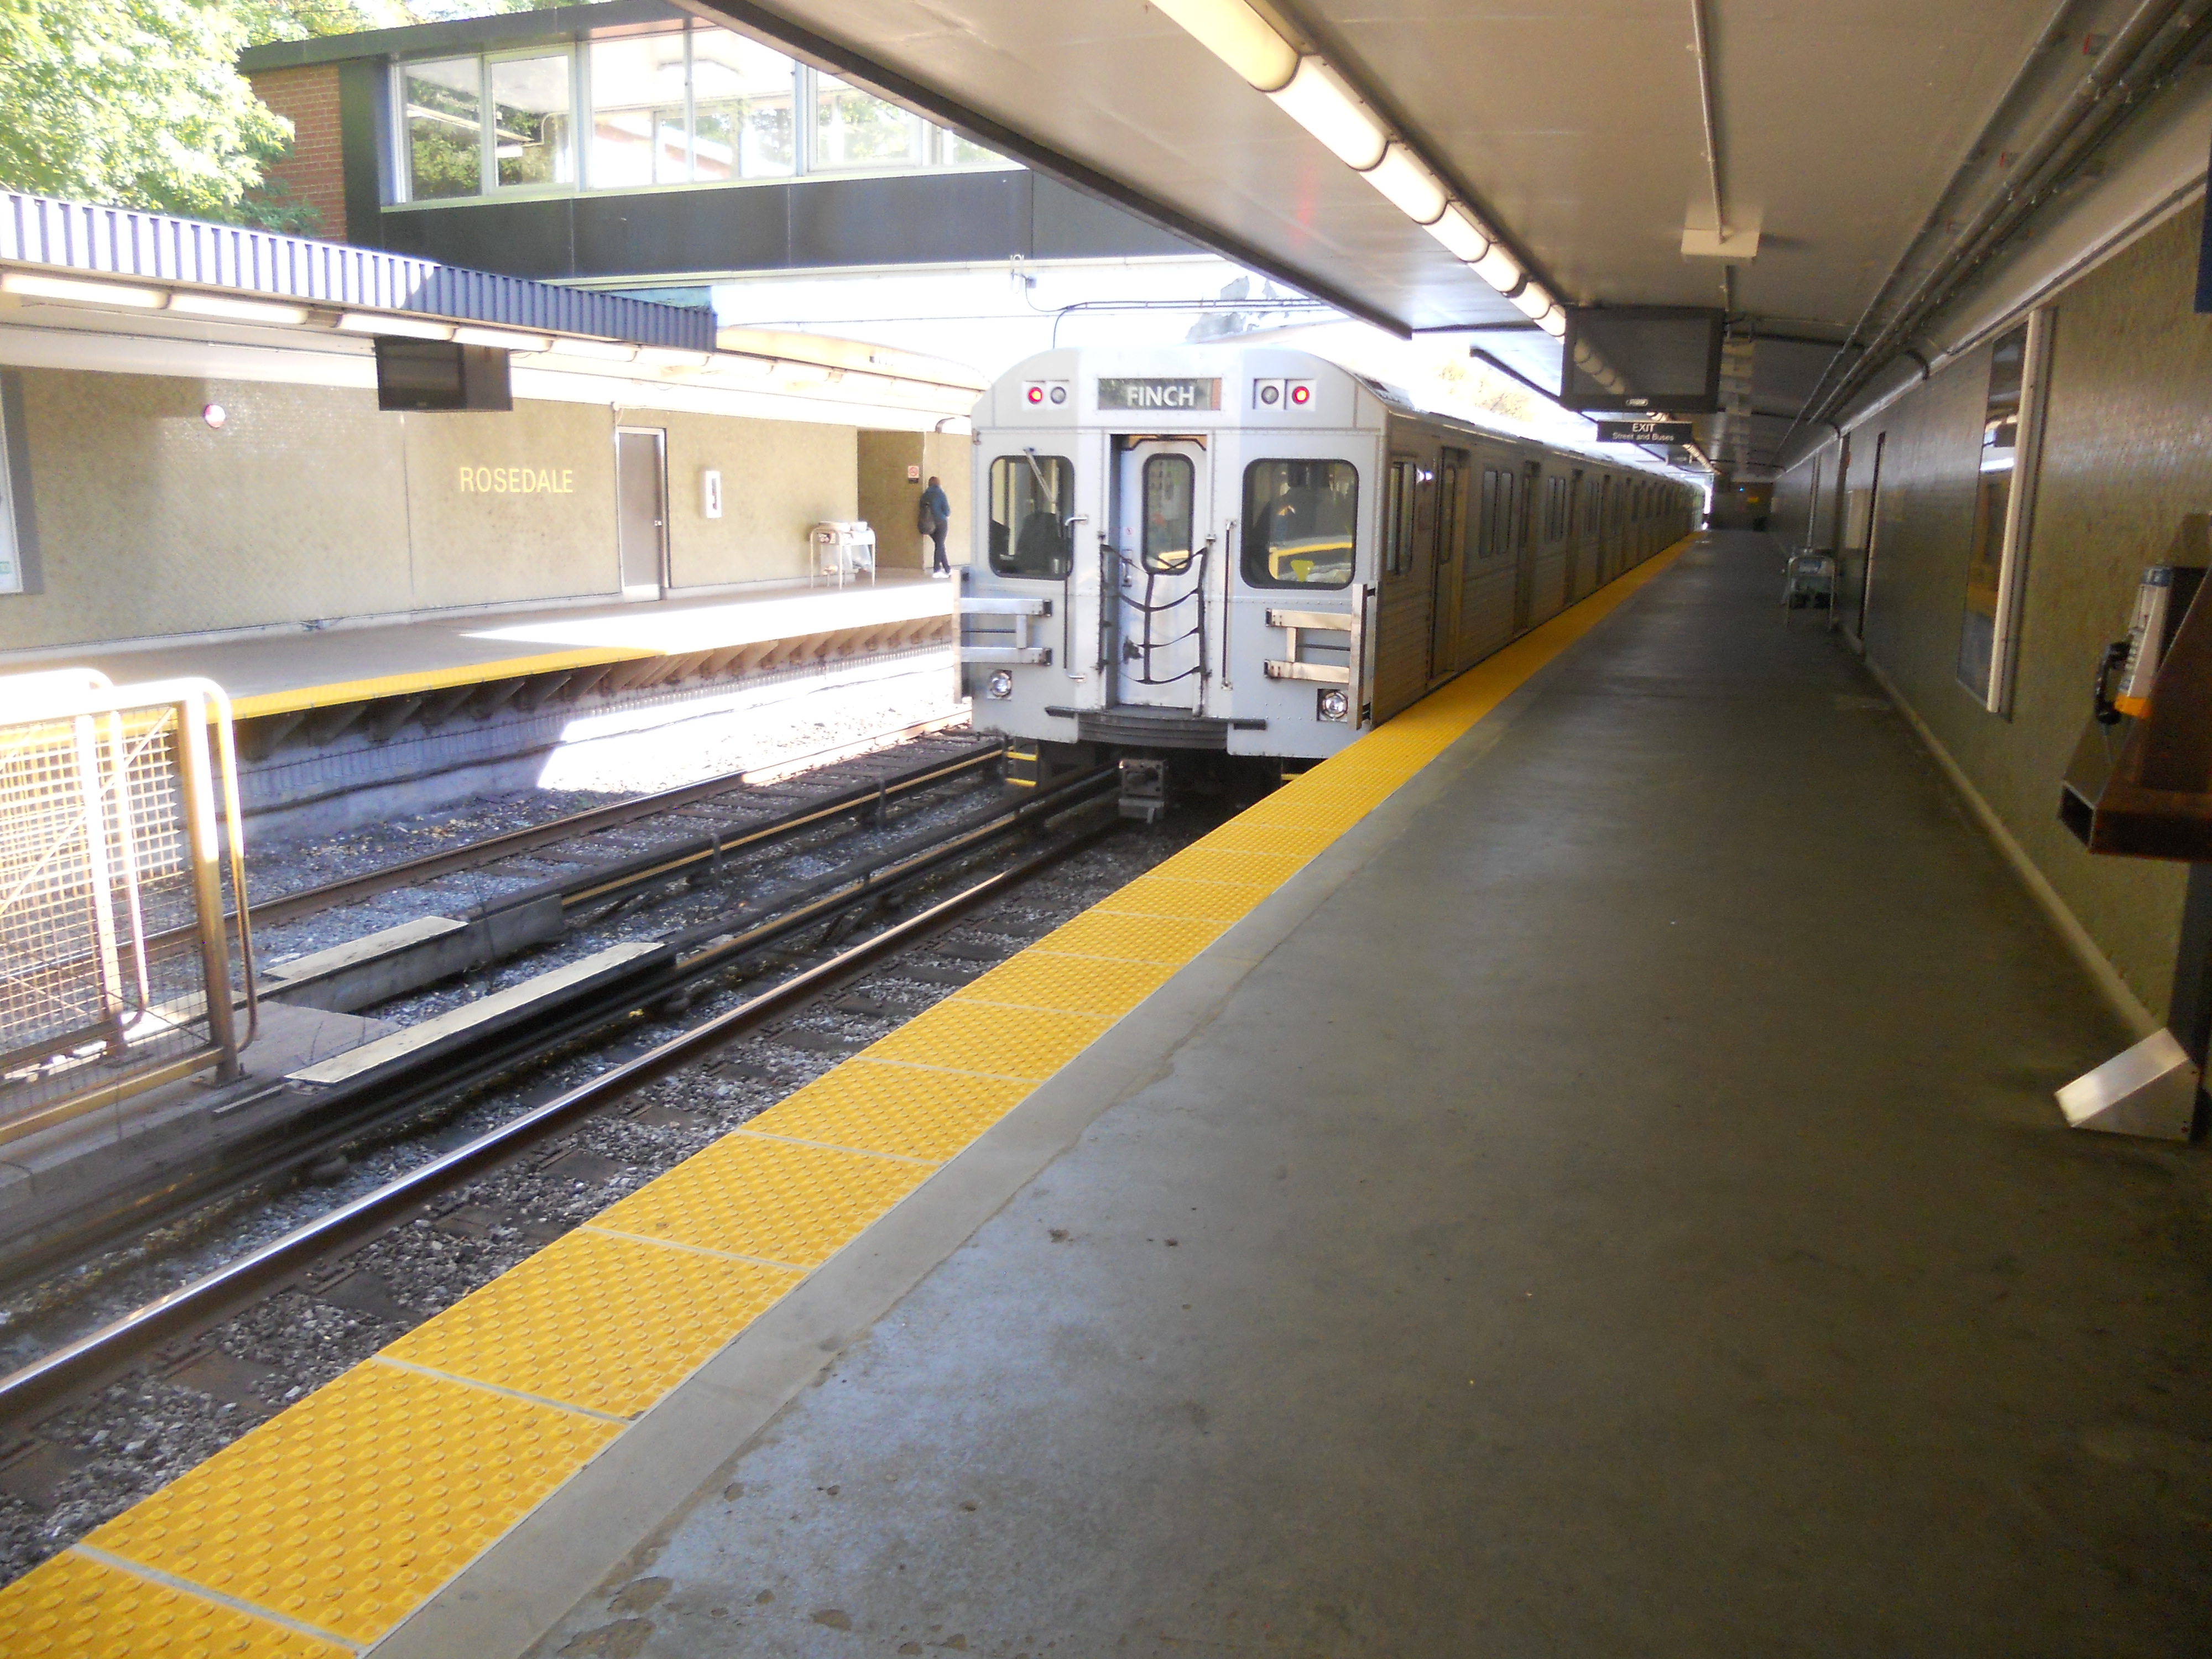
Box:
[0,805,1123,1424]
[0,768,1119,1305]
[251,728,1002,930]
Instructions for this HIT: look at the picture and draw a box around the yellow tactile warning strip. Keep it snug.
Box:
[0,539,1692,1656]
[0,1549,351,1657]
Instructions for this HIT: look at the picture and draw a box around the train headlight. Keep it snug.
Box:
[1316,687,1349,722]
[987,670,1015,700]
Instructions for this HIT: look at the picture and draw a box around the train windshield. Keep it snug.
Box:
[1242,459,1357,588]
[989,453,1075,578]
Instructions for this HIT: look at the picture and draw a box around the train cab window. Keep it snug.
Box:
[1140,454,1196,573]
[988,453,1075,578]
[1241,458,1357,588]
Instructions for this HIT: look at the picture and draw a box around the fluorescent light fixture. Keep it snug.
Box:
[639,346,714,371]
[1268,58,1387,171]
[164,291,310,326]
[1509,283,1553,322]
[1536,305,1566,339]
[1151,0,1297,91]
[1,270,165,309]
[337,311,455,341]
[545,336,638,362]
[1470,244,1521,293]
[453,324,554,352]
[1361,143,1447,225]
[711,352,777,379]
[1425,205,1491,262]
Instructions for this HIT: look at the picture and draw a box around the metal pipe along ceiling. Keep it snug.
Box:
[1690,0,1728,243]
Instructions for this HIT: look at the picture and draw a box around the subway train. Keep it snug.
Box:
[955,346,1700,795]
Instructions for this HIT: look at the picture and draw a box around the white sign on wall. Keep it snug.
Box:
[701,468,723,520]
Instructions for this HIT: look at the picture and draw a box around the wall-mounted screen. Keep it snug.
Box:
[374,339,514,412]
[1561,307,1725,414]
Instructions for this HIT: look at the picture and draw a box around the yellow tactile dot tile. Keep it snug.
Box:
[1032,910,1227,963]
[1095,873,1269,923]
[1190,820,1344,859]
[748,1058,1030,1161]
[865,996,1110,1080]
[383,1228,799,1419]
[0,1549,350,1658]
[1148,846,1311,888]
[595,1131,934,1266]
[957,951,1176,1019]
[82,1361,618,1648]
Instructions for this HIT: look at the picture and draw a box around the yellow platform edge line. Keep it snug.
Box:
[2,535,1695,1653]
[229,644,651,720]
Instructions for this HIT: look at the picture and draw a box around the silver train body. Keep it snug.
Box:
[957,346,1698,764]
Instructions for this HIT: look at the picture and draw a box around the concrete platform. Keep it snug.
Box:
[11,535,2208,1656]
[468,533,2206,1656]
[24,576,954,718]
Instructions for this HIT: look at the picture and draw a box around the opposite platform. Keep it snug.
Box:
[12,577,954,718]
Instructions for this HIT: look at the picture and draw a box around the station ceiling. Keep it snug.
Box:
[686,0,2108,466]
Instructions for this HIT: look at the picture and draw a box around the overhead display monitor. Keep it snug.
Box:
[1561,306,1725,414]
[374,338,514,412]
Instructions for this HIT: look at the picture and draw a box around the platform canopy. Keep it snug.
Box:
[686,0,2179,470]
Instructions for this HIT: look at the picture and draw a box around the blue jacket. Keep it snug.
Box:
[921,484,951,530]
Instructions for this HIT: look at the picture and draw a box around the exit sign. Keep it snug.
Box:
[1597,419,1694,444]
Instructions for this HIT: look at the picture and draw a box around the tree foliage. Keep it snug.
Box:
[0,0,574,231]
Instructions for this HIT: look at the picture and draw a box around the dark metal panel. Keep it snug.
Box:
[237,0,685,71]
[572,188,790,276]
[379,199,581,280]
[337,60,388,243]
[787,173,1026,268]
[1030,175,1192,262]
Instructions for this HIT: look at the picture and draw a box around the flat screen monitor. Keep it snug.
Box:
[1560,307,1724,414]
[374,338,513,412]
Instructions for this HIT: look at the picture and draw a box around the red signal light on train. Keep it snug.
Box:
[1026,384,1045,405]
[1288,382,1312,406]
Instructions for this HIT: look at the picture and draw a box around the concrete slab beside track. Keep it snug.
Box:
[0,535,1691,1655]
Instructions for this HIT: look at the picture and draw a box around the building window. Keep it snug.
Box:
[405,57,484,200]
[588,36,690,187]
[489,54,574,188]
[398,27,1011,204]
[692,33,796,180]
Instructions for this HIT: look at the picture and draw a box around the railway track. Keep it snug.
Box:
[0,759,1115,1296]
[0,764,1181,1576]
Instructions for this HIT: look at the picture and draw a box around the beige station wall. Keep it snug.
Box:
[652,409,857,588]
[0,369,872,653]
[1772,205,2212,1020]
[857,429,973,571]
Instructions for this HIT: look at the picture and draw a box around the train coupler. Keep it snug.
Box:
[1118,758,1170,824]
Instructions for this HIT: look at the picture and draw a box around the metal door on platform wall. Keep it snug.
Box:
[615,427,667,597]
[1110,437,1212,708]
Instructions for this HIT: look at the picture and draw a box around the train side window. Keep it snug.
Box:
[1241,458,1358,588]
[1140,453,1195,573]
[988,453,1075,578]
[1381,458,1418,577]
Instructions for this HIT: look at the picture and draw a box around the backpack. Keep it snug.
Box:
[917,495,940,535]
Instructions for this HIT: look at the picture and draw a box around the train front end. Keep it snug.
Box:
[958,346,1382,807]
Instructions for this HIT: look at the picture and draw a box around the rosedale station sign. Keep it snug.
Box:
[458,466,580,495]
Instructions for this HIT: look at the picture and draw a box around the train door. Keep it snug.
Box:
[1109,436,1212,708]
[1512,461,1541,633]
[1428,448,1469,680]
[1563,469,1586,601]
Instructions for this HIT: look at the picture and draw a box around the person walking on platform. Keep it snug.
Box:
[921,475,952,577]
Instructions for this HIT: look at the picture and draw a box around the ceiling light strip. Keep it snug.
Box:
[1154,0,1553,311]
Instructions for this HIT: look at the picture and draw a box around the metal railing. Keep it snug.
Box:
[0,673,255,1145]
